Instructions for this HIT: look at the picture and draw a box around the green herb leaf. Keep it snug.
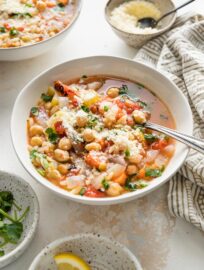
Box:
[81,105,90,113]
[79,188,86,196]
[45,128,59,144]
[0,192,14,218]
[125,177,137,191]
[9,28,19,36]
[0,250,4,257]
[41,93,53,103]
[0,27,6,33]
[144,133,158,143]
[0,222,23,244]
[119,85,128,95]
[145,168,162,178]
[125,149,130,157]
[102,179,110,190]
[30,107,39,116]
[104,105,109,112]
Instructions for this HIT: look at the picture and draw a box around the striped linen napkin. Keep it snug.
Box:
[134,13,204,230]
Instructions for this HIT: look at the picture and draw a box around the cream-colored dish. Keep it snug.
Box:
[105,0,176,48]
[11,56,193,205]
[28,234,142,270]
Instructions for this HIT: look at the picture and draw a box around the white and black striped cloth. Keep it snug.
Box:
[134,13,204,230]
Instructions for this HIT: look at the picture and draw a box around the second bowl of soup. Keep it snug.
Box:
[11,56,193,205]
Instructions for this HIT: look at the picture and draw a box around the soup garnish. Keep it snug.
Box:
[27,76,175,198]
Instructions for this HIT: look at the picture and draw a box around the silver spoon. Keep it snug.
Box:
[138,0,196,29]
[145,122,204,155]
[121,94,204,155]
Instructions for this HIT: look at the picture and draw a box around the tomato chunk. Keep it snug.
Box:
[84,186,105,198]
[54,121,65,135]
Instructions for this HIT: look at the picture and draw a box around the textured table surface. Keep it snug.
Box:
[1,0,204,269]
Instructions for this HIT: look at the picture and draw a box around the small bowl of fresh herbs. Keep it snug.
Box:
[0,170,39,268]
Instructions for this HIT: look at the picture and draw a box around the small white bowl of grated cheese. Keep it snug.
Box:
[105,0,176,48]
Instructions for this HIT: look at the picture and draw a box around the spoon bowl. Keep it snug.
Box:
[138,0,196,29]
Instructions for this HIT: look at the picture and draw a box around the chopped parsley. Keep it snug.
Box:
[87,114,98,129]
[102,179,110,190]
[45,128,59,144]
[144,133,158,143]
[0,27,6,33]
[79,188,86,196]
[81,105,90,113]
[119,84,128,95]
[125,177,137,191]
[103,105,109,112]
[30,107,39,116]
[0,250,4,257]
[41,93,53,102]
[145,168,162,178]
[125,149,130,158]
[9,28,19,36]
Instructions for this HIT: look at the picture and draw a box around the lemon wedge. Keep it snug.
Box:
[54,253,91,270]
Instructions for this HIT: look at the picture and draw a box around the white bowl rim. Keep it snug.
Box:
[0,0,83,51]
[0,170,40,264]
[28,233,142,270]
[105,0,177,36]
[11,55,193,205]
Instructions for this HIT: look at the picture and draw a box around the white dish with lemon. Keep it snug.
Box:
[28,233,142,270]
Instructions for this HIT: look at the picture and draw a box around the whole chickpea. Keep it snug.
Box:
[30,136,43,147]
[36,0,47,11]
[106,182,123,197]
[83,129,95,142]
[54,149,69,162]
[75,111,88,127]
[85,142,101,152]
[58,137,72,151]
[127,165,138,175]
[107,87,119,98]
[47,169,61,180]
[132,110,146,124]
[58,164,68,175]
[29,124,44,136]
[41,141,55,154]
[128,154,142,165]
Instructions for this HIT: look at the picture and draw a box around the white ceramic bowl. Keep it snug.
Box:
[0,0,82,61]
[11,56,193,205]
[105,0,176,48]
[0,170,39,268]
[29,233,142,270]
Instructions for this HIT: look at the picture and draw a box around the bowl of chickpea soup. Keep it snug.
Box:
[0,0,82,61]
[11,56,193,205]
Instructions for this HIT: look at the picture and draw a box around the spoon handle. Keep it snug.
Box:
[145,122,204,155]
[157,0,196,24]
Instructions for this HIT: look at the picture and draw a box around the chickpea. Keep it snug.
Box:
[85,142,101,152]
[83,129,95,142]
[75,111,88,127]
[58,164,68,175]
[107,87,119,98]
[47,169,61,180]
[70,186,82,195]
[128,154,142,165]
[117,115,127,125]
[127,165,138,175]
[106,182,123,197]
[27,117,34,128]
[58,137,72,151]
[30,136,43,147]
[54,149,69,162]
[50,105,60,116]
[36,0,47,11]
[29,124,44,136]
[41,141,55,154]
[132,110,146,124]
